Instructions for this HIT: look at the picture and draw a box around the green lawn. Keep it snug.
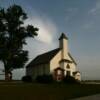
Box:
[0,82,100,100]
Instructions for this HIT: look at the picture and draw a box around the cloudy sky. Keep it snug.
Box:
[0,0,100,80]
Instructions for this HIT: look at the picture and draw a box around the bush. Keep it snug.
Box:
[63,76,80,84]
[22,76,32,82]
[36,75,53,83]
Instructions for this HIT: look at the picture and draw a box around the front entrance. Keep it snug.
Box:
[66,71,71,76]
[53,67,64,81]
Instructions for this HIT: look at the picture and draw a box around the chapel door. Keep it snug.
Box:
[67,71,70,76]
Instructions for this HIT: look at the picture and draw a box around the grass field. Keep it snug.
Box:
[0,82,100,100]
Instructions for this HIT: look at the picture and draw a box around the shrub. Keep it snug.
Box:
[36,75,53,83]
[63,76,80,84]
[22,75,32,82]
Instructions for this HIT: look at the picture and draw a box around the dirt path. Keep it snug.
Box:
[71,94,100,100]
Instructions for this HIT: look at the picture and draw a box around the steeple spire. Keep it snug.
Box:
[59,33,68,40]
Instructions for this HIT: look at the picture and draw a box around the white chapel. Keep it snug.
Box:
[26,33,81,81]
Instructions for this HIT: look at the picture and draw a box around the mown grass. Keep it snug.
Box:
[0,82,100,100]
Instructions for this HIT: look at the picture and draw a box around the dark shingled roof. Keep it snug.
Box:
[59,33,68,40]
[26,48,60,68]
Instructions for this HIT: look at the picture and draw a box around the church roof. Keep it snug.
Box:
[68,53,77,65]
[26,48,77,68]
[59,33,68,40]
[26,48,60,68]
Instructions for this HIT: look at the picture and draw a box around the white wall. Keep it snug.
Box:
[50,51,61,73]
[64,63,76,76]
[75,72,81,81]
[50,50,77,77]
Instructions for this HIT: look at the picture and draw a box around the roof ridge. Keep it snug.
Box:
[37,48,60,57]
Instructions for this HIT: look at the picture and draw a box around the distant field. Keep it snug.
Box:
[0,82,100,100]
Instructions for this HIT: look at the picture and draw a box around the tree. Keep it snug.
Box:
[0,5,38,80]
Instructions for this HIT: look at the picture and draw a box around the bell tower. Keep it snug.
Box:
[59,33,68,59]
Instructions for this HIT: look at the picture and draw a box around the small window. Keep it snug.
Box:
[66,64,70,69]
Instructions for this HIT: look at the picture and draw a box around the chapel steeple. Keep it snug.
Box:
[59,33,68,40]
[59,33,68,59]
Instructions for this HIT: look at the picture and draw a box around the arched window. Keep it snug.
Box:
[66,64,70,69]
